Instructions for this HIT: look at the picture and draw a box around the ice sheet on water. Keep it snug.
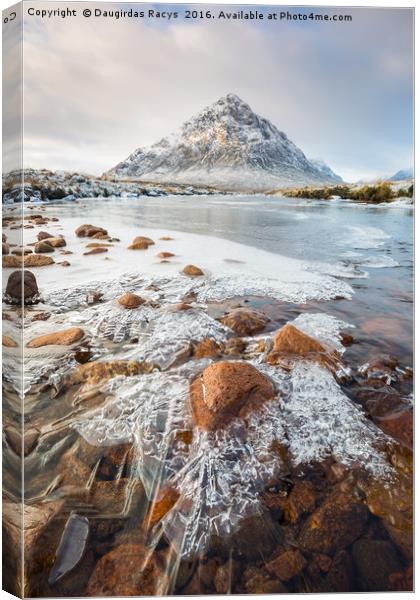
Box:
[343,225,391,250]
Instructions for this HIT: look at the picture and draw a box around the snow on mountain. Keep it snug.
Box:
[107,94,342,191]
[388,168,414,181]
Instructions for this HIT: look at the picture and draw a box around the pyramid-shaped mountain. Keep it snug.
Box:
[107,94,342,191]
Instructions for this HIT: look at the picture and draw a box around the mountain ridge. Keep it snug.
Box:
[106,94,342,191]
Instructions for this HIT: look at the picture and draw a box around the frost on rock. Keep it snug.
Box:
[273,361,393,476]
[74,355,393,559]
[291,313,354,354]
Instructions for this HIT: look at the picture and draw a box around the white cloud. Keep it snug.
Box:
[19,3,413,181]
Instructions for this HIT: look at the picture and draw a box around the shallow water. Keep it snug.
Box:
[2,194,413,596]
[38,194,413,364]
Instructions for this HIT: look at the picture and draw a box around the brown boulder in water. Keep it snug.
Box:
[220,307,269,336]
[128,236,155,250]
[117,292,145,309]
[86,543,165,596]
[351,539,403,591]
[375,409,413,449]
[83,247,108,256]
[2,255,21,268]
[182,264,204,277]
[27,327,85,348]
[298,490,368,555]
[5,270,39,304]
[34,241,54,253]
[265,549,307,582]
[156,251,175,258]
[75,224,108,238]
[37,231,54,241]
[46,237,66,248]
[24,254,54,267]
[190,361,275,431]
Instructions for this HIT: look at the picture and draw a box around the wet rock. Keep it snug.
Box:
[145,485,180,528]
[46,237,66,248]
[85,242,113,248]
[220,307,269,336]
[243,566,288,594]
[83,247,108,255]
[360,354,399,382]
[283,480,316,524]
[5,270,39,304]
[224,337,247,355]
[2,255,21,268]
[24,254,54,267]
[86,543,166,596]
[3,500,66,597]
[339,332,354,347]
[223,513,283,560]
[267,323,335,368]
[375,409,413,449]
[67,360,152,387]
[60,260,71,267]
[37,231,54,241]
[11,247,32,255]
[159,236,174,240]
[97,443,134,480]
[4,425,40,456]
[318,550,352,592]
[192,337,222,359]
[75,224,108,238]
[182,264,204,277]
[351,539,402,591]
[361,467,413,561]
[190,361,275,431]
[388,565,413,591]
[34,241,54,253]
[27,327,85,348]
[213,560,239,594]
[2,335,18,348]
[266,549,307,581]
[89,478,143,514]
[117,292,145,309]
[128,235,155,250]
[298,490,368,555]
[2,242,9,254]
[157,251,175,258]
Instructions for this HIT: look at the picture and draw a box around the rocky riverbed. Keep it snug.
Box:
[2,200,413,596]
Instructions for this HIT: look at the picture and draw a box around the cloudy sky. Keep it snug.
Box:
[7,2,414,181]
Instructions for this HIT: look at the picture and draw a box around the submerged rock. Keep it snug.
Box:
[67,360,152,386]
[190,361,275,431]
[298,490,368,555]
[182,264,204,277]
[265,549,307,582]
[46,237,66,248]
[220,307,269,336]
[75,224,108,238]
[5,270,39,304]
[351,539,402,591]
[27,327,85,348]
[117,292,145,309]
[86,543,166,596]
[375,409,413,449]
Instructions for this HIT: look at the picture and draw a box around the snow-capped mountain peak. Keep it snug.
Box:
[107,94,342,191]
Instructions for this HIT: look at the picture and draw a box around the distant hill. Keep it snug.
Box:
[107,94,342,192]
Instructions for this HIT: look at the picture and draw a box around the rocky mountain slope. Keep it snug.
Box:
[107,94,342,191]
